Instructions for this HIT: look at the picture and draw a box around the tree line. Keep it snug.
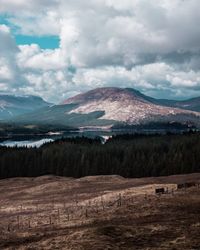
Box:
[0,132,200,179]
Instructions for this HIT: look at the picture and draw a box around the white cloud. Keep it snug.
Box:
[0,1,200,101]
[0,0,58,13]
[18,45,66,71]
[0,58,13,80]
[8,11,60,36]
[0,24,24,89]
[73,63,200,99]
[0,24,18,54]
[20,70,75,102]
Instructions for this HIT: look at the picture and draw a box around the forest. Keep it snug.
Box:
[0,132,200,179]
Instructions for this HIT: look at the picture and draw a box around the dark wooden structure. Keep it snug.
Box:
[155,188,165,194]
[177,182,196,189]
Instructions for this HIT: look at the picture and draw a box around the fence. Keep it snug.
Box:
[1,182,199,233]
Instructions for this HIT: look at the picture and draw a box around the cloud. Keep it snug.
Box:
[73,63,200,99]
[8,11,60,36]
[55,0,200,70]
[0,0,58,13]
[0,58,13,81]
[17,45,66,71]
[0,24,18,55]
[0,0,200,102]
[0,24,26,91]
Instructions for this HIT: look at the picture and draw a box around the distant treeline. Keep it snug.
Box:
[0,123,75,137]
[0,132,200,179]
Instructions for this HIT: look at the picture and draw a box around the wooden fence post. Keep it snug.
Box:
[7,222,11,232]
[66,208,70,221]
[57,209,60,223]
[52,198,55,209]
[17,215,20,229]
[101,196,105,211]
[118,193,122,207]
[49,216,52,225]
[85,208,88,218]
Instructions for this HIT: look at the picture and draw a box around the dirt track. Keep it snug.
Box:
[0,173,200,249]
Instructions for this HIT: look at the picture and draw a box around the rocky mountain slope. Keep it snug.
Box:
[3,87,200,128]
[62,87,200,126]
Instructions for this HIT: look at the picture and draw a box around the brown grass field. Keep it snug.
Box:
[0,173,200,250]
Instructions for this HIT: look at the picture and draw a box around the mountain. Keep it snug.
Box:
[155,97,200,112]
[61,87,200,126]
[122,88,200,112]
[5,87,200,128]
[0,95,51,120]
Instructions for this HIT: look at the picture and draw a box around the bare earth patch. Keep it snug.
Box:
[0,173,200,249]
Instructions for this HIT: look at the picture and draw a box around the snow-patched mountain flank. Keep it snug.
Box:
[0,95,50,120]
[62,87,200,124]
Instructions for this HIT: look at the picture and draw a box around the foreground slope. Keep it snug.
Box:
[0,174,200,249]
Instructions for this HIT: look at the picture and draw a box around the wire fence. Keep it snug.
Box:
[0,183,199,233]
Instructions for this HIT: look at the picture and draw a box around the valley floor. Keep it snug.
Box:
[0,173,200,249]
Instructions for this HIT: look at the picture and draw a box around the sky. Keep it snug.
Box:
[0,0,200,103]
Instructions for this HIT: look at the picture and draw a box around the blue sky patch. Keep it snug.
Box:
[15,35,60,49]
[0,15,59,49]
[0,14,9,23]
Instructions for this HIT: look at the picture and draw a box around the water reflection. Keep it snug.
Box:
[0,138,54,148]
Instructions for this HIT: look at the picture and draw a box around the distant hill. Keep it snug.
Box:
[124,88,200,112]
[0,95,51,120]
[155,97,200,112]
[10,87,200,128]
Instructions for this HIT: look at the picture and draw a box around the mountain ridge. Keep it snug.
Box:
[0,94,51,120]
[62,87,200,112]
[1,87,200,128]
[61,87,200,126]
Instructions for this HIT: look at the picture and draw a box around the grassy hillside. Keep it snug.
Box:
[10,104,115,127]
[0,174,200,249]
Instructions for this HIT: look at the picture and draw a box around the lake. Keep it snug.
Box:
[0,130,114,148]
[0,128,192,148]
[0,138,54,148]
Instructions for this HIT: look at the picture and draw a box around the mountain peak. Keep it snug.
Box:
[7,87,200,128]
[60,87,200,125]
[62,87,147,105]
